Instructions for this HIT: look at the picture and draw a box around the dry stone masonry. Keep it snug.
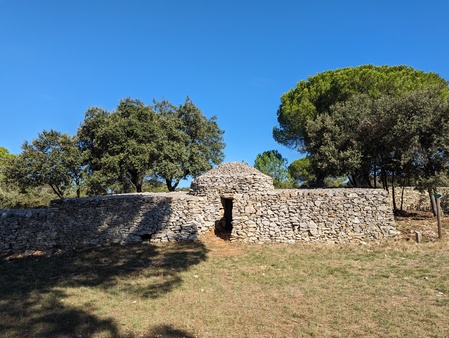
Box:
[190,161,274,196]
[393,187,449,212]
[0,162,396,254]
[231,189,394,243]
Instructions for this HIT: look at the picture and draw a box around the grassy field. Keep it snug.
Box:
[1,213,448,337]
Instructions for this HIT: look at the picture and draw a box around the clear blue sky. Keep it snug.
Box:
[1,1,449,179]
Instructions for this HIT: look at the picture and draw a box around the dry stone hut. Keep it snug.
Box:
[0,162,396,254]
[190,162,396,243]
[189,162,275,236]
[190,161,275,196]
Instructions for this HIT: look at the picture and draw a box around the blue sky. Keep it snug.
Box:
[1,0,449,185]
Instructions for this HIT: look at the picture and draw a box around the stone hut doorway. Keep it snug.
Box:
[214,197,233,240]
[222,197,233,232]
[189,162,275,240]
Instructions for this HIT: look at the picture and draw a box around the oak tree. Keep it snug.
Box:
[78,99,160,194]
[153,98,225,191]
[3,130,83,198]
[78,97,225,193]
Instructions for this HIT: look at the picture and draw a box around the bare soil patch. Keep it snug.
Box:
[395,210,449,242]
[198,229,242,257]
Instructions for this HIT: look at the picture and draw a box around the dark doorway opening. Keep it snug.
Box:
[214,197,233,240]
[223,198,233,232]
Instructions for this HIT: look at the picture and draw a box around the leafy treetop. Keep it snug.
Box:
[254,150,293,188]
[274,65,449,152]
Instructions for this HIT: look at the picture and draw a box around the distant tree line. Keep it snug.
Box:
[253,150,346,189]
[273,65,449,213]
[0,97,225,207]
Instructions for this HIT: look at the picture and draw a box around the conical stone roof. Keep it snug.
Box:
[189,162,274,196]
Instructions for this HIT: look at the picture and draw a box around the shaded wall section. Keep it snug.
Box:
[0,192,219,254]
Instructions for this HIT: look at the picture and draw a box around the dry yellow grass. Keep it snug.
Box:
[1,213,448,337]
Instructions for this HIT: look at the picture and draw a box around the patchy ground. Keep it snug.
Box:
[1,210,448,337]
[199,230,242,257]
[395,210,449,242]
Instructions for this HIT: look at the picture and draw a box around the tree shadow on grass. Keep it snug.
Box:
[0,241,207,337]
[145,324,197,338]
[0,288,120,337]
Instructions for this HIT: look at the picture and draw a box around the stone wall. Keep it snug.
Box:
[393,187,430,211]
[190,162,274,197]
[0,188,396,254]
[0,193,220,254]
[231,189,395,243]
[392,187,449,212]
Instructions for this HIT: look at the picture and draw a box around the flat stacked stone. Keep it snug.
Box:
[189,162,274,196]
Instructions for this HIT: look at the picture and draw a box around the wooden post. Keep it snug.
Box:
[415,231,422,243]
[430,191,437,217]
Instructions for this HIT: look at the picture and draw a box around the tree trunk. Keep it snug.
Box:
[391,172,397,211]
[131,175,143,192]
[428,188,437,217]
[365,171,373,188]
[136,183,142,193]
[350,171,372,188]
[50,184,64,199]
[381,169,389,192]
[348,175,355,187]
[373,165,377,189]
[400,186,405,211]
[129,170,144,193]
[165,179,179,192]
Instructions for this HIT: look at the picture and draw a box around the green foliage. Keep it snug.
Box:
[77,107,116,195]
[322,176,348,188]
[254,150,295,188]
[306,95,368,185]
[153,97,225,191]
[78,98,160,194]
[142,177,169,193]
[0,147,55,208]
[3,131,83,199]
[274,65,448,152]
[0,147,14,162]
[0,186,55,209]
[3,96,224,203]
[288,157,319,187]
[78,97,225,193]
[289,157,314,183]
[288,157,346,188]
[397,89,449,203]
[0,147,15,182]
[274,65,449,196]
[305,88,449,208]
